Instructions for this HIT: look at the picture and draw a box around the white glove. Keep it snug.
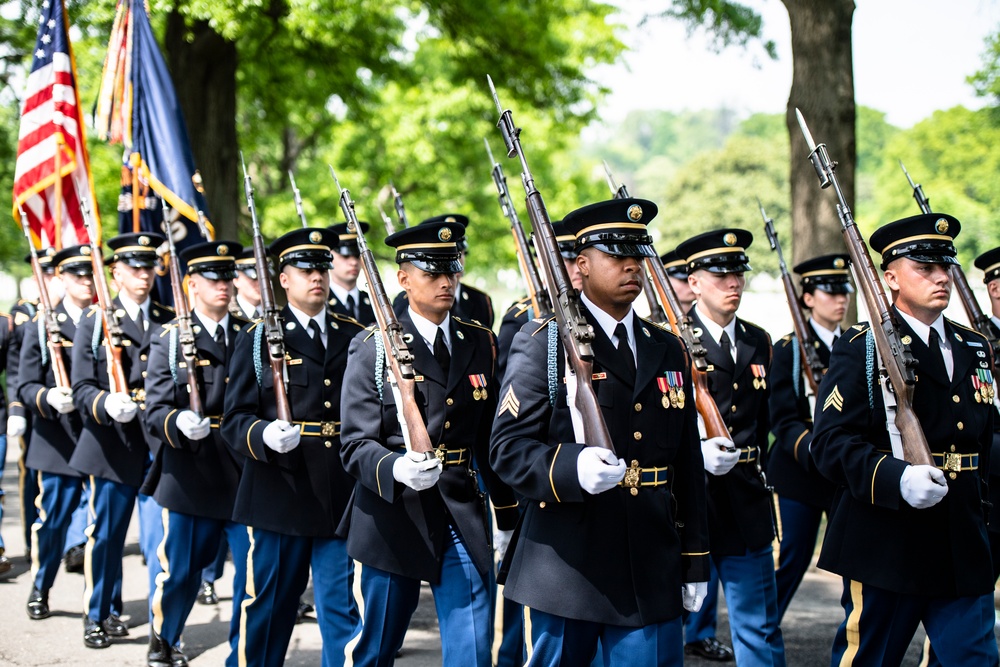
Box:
[176,411,211,441]
[105,392,138,423]
[6,415,27,438]
[494,528,514,562]
[701,437,740,476]
[262,419,301,453]
[900,464,949,509]
[392,451,443,491]
[45,387,76,414]
[682,581,709,612]
[576,446,626,495]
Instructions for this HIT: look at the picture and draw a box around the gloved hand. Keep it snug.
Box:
[104,392,137,423]
[494,528,515,562]
[6,415,27,438]
[900,464,948,509]
[262,420,300,453]
[45,387,76,414]
[682,581,709,612]
[176,411,211,441]
[576,446,626,495]
[701,437,740,476]
[392,451,443,491]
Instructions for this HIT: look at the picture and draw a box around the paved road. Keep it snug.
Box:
[0,445,994,665]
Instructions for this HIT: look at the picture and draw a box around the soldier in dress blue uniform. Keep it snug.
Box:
[660,250,695,317]
[19,245,93,619]
[0,308,13,575]
[489,199,711,666]
[340,221,519,667]
[142,241,250,667]
[327,221,376,325]
[70,232,174,648]
[767,254,851,624]
[813,214,999,665]
[231,248,263,321]
[222,227,364,667]
[393,214,495,328]
[676,229,785,667]
[973,246,1000,581]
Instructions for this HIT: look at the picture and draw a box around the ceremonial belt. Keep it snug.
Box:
[207,416,221,428]
[434,445,469,467]
[932,452,978,472]
[736,446,759,465]
[620,460,669,496]
[293,421,341,437]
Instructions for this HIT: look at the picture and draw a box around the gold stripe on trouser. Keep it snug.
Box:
[839,580,864,666]
[151,507,171,636]
[238,526,256,667]
[524,606,534,662]
[29,471,44,582]
[82,475,98,618]
[919,635,931,667]
[492,584,506,665]
[343,561,366,667]
[17,436,30,535]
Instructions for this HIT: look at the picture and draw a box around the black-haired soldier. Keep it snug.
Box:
[768,254,851,623]
[142,241,249,667]
[814,214,998,665]
[660,250,695,319]
[70,232,173,648]
[490,199,710,665]
[223,228,364,667]
[327,221,376,325]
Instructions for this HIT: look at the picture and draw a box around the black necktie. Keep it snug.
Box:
[135,308,146,333]
[433,327,450,378]
[720,330,734,362]
[926,327,947,379]
[614,322,635,377]
[214,326,226,354]
[831,334,839,349]
[346,294,357,319]
[308,318,326,354]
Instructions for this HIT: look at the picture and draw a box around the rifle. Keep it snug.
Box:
[489,75,614,453]
[759,200,824,397]
[79,195,130,395]
[377,203,396,236]
[196,209,212,241]
[241,154,291,421]
[330,166,435,460]
[796,109,932,466]
[390,181,409,228]
[485,138,551,318]
[601,164,729,439]
[18,209,70,389]
[899,161,1000,355]
[288,170,309,228]
[161,201,203,418]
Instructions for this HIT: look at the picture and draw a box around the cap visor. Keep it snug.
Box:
[410,259,464,275]
[589,243,657,258]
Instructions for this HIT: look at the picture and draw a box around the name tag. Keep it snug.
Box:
[286,358,303,366]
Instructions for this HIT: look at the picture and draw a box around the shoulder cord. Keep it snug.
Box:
[865,329,875,410]
[791,335,801,398]
[547,320,558,406]
[253,324,264,387]
[374,334,386,402]
[168,327,180,385]
[38,314,48,366]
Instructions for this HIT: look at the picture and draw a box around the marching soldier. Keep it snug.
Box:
[222,227,364,667]
[340,220,519,667]
[973,246,1000,581]
[813,214,998,665]
[142,240,250,667]
[489,199,710,665]
[767,255,850,623]
[19,245,93,618]
[70,232,173,648]
[0,308,11,574]
[676,229,785,666]
[231,248,263,320]
[327,221,376,325]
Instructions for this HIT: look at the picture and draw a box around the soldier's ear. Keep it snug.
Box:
[397,268,410,291]
[576,253,589,277]
[883,268,899,292]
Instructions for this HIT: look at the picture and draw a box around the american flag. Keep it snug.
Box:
[13,0,97,249]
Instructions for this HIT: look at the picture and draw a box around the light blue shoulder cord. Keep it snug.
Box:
[374,334,385,401]
[547,321,558,406]
[253,324,264,387]
[791,336,801,398]
[38,315,48,366]
[865,329,875,410]
[168,327,180,385]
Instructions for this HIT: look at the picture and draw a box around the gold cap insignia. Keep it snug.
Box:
[935,218,949,234]
[44,247,56,257]
[627,204,643,222]
[82,246,91,255]
[217,244,228,255]
[439,227,453,242]
[139,235,150,246]
[833,258,845,269]
[309,231,322,244]
[445,216,457,223]
[723,232,737,246]
[901,335,912,345]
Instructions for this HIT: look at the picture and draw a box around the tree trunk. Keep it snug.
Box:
[164,11,240,242]
[782,0,857,320]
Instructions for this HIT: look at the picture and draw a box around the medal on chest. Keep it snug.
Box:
[468,373,488,401]
[751,364,767,390]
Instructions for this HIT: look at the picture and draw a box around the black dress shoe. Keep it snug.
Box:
[0,553,12,575]
[685,637,735,662]
[27,586,50,620]
[102,613,129,637]
[295,600,314,624]
[83,617,111,649]
[64,544,85,573]
[148,632,188,667]
[196,581,218,605]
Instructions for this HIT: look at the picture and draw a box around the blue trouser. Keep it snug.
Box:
[83,476,137,623]
[831,579,999,667]
[202,534,229,584]
[0,433,6,551]
[526,607,683,666]
[222,526,250,667]
[151,510,248,650]
[63,480,90,552]
[715,545,786,667]
[138,492,165,625]
[495,585,526,667]
[684,559,720,642]
[31,471,83,592]
[17,434,40,550]
[774,495,825,624]
[236,528,360,667]
[353,526,491,667]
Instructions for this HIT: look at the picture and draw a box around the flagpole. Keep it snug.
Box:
[130,151,141,232]
[53,133,64,250]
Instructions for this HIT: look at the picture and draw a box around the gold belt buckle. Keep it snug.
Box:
[321,421,337,436]
[623,459,641,496]
[435,445,447,464]
[131,388,146,403]
[945,453,962,472]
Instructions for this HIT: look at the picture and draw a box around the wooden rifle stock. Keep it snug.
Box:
[161,204,203,418]
[797,110,932,466]
[19,216,70,389]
